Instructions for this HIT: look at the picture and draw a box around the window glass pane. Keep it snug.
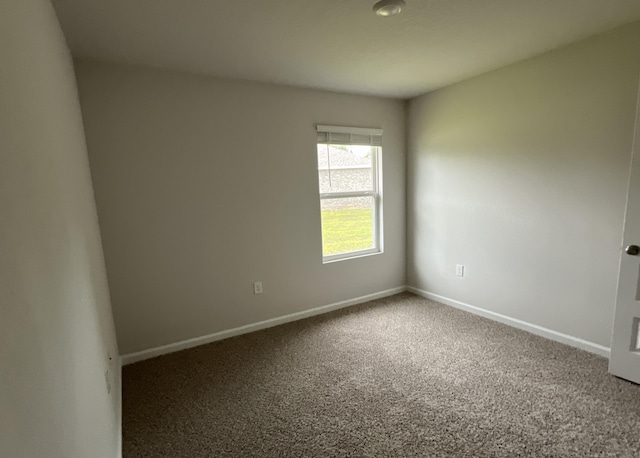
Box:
[321,196,374,256]
[317,144,374,194]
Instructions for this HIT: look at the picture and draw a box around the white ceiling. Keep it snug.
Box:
[51,0,640,98]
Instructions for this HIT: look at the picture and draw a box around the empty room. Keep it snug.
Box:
[4,0,640,456]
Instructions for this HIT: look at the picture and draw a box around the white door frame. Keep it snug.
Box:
[609,79,640,383]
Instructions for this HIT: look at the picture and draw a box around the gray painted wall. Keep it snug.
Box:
[75,61,406,355]
[0,1,120,456]
[407,22,640,347]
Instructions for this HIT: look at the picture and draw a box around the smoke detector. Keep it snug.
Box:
[373,0,406,17]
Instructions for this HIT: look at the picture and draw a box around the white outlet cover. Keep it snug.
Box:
[253,281,263,295]
[104,369,111,394]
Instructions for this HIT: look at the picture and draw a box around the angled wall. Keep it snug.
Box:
[0,1,120,456]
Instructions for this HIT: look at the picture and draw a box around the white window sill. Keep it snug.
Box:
[322,248,382,264]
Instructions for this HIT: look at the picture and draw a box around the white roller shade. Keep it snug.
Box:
[316,125,383,146]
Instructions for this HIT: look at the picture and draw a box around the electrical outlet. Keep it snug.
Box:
[104,369,111,394]
[105,351,113,395]
[456,264,464,277]
[253,281,263,295]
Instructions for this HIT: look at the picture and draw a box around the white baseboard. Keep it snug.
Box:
[121,285,610,365]
[406,286,611,358]
[121,286,407,365]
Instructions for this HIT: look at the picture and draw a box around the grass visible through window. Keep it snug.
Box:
[321,209,373,256]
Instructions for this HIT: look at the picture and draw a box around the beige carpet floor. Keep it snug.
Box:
[123,293,640,457]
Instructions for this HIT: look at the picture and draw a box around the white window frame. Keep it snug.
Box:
[316,125,383,263]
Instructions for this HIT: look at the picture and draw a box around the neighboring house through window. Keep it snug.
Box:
[316,125,383,262]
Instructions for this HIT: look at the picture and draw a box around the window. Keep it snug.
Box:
[316,125,383,262]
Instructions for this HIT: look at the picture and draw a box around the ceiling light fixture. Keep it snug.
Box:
[373,0,405,17]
